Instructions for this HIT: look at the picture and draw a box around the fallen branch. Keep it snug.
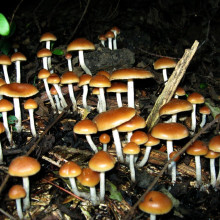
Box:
[123,116,219,220]
[146,40,199,131]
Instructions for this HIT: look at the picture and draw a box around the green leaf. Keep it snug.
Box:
[0,39,11,55]
[199,83,207,89]
[0,13,10,36]
[205,98,220,118]
[8,115,18,125]
[106,180,123,202]
[52,48,64,56]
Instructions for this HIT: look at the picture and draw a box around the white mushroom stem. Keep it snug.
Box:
[138,147,152,167]
[42,57,48,70]
[99,88,106,112]
[68,84,77,111]
[2,65,10,84]
[46,41,51,50]
[112,31,118,50]
[112,128,124,163]
[103,143,107,151]
[85,134,98,153]
[69,177,81,196]
[150,214,156,220]
[216,159,220,186]
[45,41,52,70]
[191,103,197,134]
[97,95,101,113]
[99,172,105,202]
[162,68,168,83]
[15,61,21,83]
[209,158,216,188]
[101,40,105,47]
[127,79,134,108]
[53,84,68,108]
[82,85,89,109]
[171,161,177,184]
[195,155,202,187]
[171,114,177,123]
[116,92,122,107]
[28,109,37,137]
[127,131,133,143]
[166,140,173,173]
[53,94,63,112]
[15,198,23,219]
[90,186,98,205]
[67,59,73,71]
[129,154,136,182]
[2,111,12,144]
[0,141,3,163]
[107,38,113,50]
[78,50,92,75]
[22,177,30,211]
[42,79,56,111]
[13,97,22,133]
[200,114,207,128]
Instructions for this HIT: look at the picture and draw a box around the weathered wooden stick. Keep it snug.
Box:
[146,40,199,131]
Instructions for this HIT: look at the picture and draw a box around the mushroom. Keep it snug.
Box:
[11,52,27,83]
[174,86,186,99]
[24,99,38,137]
[110,68,154,108]
[73,119,98,153]
[199,105,211,128]
[187,92,205,134]
[99,133,111,151]
[78,74,92,110]
[0,122,5,163]
[151,122,189,173]
[38,69,56,112]
[67,38,95,75]
[50,86,63,112]
[77,167,100,205]
[139,191,173,220]
[123,142,140,182]
[0,99,13,145]
[98,34,107,47]
[37,48,52,70]
[8,156,41,210]
[0,83,39,133]
[186,140,208,187]
[105,31,115,50]
[110,26,120,50]
[89,151,116,202]
[153,57,176,83]
[93,107,136,163]
[8,185,26,219]
[0,54,11,84]
[60,71,79,111]
[169,151,181,184]
[65,53,73,71]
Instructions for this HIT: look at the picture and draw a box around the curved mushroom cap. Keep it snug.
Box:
[0,122,5,134]
[123,142,140,155]
[60,71,79,84]
[47,73,60,84]
[105,31,115,39]
[204,150,220,159]
[73,119,98,135]
[89,75,111,88]
[0,78,6,86]
[8,156,41,177]
[106,82,127,93]
[209,135,220,152]
[93,107,136,131]
[130,131,148,145]
[38,69,50,79]
[110,68,154,80]
[187,92,205,104]
[0,83,39,98]
[78,74,92,87]
[11,52,27,62]
[139,191,173,215]
[153,57,177,70]
[67,38,95,51]
[98,34,107,41]
[117,115,146,132]
[99,133,111,144]
[0,99,13,112]
[144,134,160,147]
[169,151,181,162]
[89,151,116,172]
[159,98,193,116]
[96,71,111,79]
[59,161,81,178]
[175,87,185,96]
[40,32,57,42]
[110,26,120,34]
[0,55,11,65]
[8,185,26,199]
[37,48,52,58]
[77,167,100,187]
[151,123,189,141]
[24,99,38,110]
[199,106,211,115]
[186,140,208,156]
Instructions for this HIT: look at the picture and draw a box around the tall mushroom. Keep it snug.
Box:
[0,83,39,133]
[0,54,11,84]
[8,156,41,210]
[110,26,120,50]
[199,105,211,128]
[37,48,52,70]
[0,122,5,163]
[50,85,63,112]
[110,68,154,108]
[105,31,115,50]
[67,38,95,75]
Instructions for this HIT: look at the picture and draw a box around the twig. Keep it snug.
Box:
[0,208,16,220]
[123,117,219,220]
[10,0,24,26]
[146,40,199,131]
[67,0,91,43]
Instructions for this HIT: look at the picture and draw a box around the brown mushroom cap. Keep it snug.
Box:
[175,87,185,96]
[59,161,81,178]
[93,107,136,131]
[199,106,211,115]
[89,151,116,172]
[67,38,95,51]
[11,52,27,62]
[123,142,140,155]
[98,34,107,41]
[159,98,193,116]
[151,123,189,140]
[169,151,181,162]
[153,57,176,70]
[0,78,6,86]
[186,140,208,156]
[89,75,111,88]
[139,191,173,215]
[0,99,13,112]
[0,55,11,65]
[24,99,38,110]
[37,48,52,58]
[8,156,41,177]
[73,119,98,134]
[110,26,120,34]
[78,74,92,87]
[144,134,160,147]
[8,185,26,200]
[209,135,220,152]
[47,73,60,84]
[0,122,5,134]
[130,131,148,145]
[106,82,127,93]
[204,150,220,159]
[99,133,111,144]
[110,68,154,80]
[0,83,39,98]
[105,31,115,39]
[96,71,111,79]
[40,32,57,42]
[60,71,79,84]
[38,69,51,79]
[77,167,100,187]
[187,92,205,104]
